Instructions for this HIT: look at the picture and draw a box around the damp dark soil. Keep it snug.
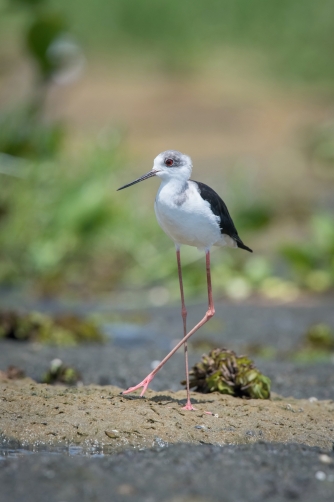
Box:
[1,443,334,502]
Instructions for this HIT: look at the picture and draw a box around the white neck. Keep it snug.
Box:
[158,175,188,194]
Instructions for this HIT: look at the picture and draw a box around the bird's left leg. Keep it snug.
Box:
[176,247,196,411]
[122,250,215,400]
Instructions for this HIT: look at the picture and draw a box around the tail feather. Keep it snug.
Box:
[235,237,253,253]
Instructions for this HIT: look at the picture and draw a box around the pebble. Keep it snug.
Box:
[153,437,168,448]
[319,454,333,465]
[105,430,119,439]
[315,471,326,481]
[150,360,161,370]
[117,484,135,495]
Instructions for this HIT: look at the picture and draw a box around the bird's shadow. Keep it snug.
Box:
[121,392,216,407]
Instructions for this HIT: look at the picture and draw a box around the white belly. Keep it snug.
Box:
[154,181,229,250]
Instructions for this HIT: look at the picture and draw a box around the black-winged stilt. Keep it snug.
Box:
[117,150,252,410]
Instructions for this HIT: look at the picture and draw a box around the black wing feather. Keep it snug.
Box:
[194,181,252,253]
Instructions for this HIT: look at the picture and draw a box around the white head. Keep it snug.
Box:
[117,150,192,191]
[153,150,192,182]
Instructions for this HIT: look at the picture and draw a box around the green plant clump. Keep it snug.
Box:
[42,358,81,385]
[306,323,334,351]
[185,348,271,399]
[0,310,105,346]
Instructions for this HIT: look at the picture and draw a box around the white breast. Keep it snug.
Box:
[154,180,225,250]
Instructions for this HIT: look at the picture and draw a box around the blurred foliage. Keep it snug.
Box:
[0,140,257,297]
[42,358,81,385]
[289,323,334,363]
[26,12,67,80]
[280,213,334,293]
[0,107,63,159]
[0,309,105,345]
[183,348,271,399]
[45,0,334,83]
[0,142,127,291]
[0,140,333,299]
[242,323,334,364]
[234,204,273,233]
[0,0,83,159]
[306,323,334,351]
[0,1,334,300]
[304,121,334,179]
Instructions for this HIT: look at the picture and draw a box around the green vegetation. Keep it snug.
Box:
[290,323,334,363]
[1,141,334,299]
[0,1,334,301]
[46,0,334,84]
[0,0,83,159]
[280,213,334,293]
[184,348,271,399]
[0,310,105,345]
[244,323,334,363]
[42,358,81,385]
[306,323,334,351]
[1,0,333,83]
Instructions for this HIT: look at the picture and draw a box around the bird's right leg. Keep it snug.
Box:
[176,247,196,411]
[122,250,215,399]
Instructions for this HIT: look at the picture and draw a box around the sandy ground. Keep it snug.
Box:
[1,377,334,452]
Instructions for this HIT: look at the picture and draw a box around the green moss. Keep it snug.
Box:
[306,323,334,350]
[0,310,105,346]
[288,323,334,363]
[290,349,332,363]
[185,348,271,399]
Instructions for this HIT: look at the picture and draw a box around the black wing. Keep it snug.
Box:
[194,181,252,253]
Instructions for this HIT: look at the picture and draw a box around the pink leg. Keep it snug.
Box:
[122,250,215,404]
[176,248,196,411]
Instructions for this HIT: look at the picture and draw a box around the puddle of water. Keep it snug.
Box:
[0,442,112,459]
[0,433,168,459]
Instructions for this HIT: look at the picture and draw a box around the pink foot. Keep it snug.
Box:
[122,373,154,397]
[182,401,197,411]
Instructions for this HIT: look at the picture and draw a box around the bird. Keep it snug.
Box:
[117,150,252,410]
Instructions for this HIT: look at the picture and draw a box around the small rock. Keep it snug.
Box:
[245,430,256,437]
[105,430,119,439]
[319,454,333,464]
[315,471,326,481]
[150,360,161,370]
[309,397,318,403]
[117,484,135,495]
[153,437,168,447]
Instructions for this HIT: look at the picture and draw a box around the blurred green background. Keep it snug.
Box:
[0,0,334,305]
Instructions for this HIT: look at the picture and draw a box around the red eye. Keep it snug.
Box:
[165,158,174,167]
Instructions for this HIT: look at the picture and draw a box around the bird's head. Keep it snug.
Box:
[117,150,192,191]
[153,150,192,181]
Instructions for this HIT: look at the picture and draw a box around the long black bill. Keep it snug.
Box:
[117,170,158,191]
